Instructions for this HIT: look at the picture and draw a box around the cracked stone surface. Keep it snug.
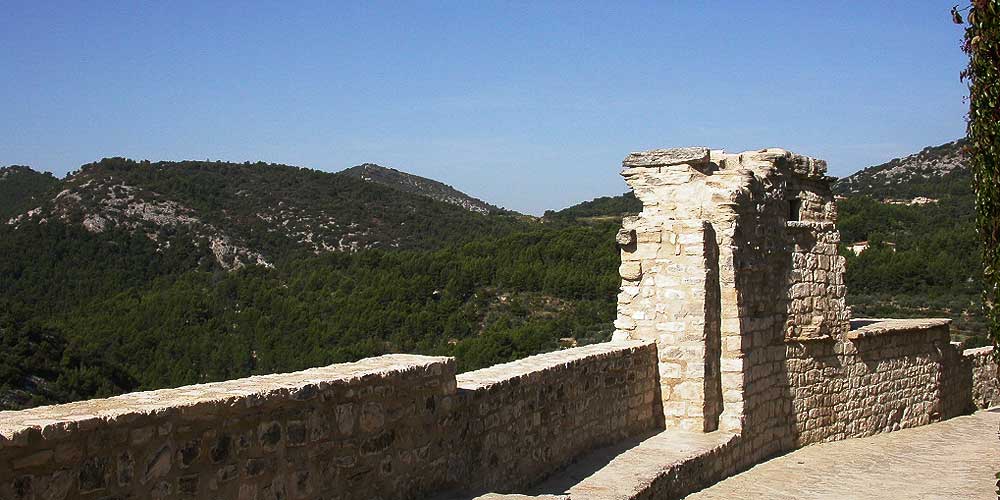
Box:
[688,409,1000,500]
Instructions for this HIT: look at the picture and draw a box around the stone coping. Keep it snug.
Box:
[963,345,995,357]
[456,341,653,391]
[845,318,951,340]
[622,147,710,168]
[0,353,449,442]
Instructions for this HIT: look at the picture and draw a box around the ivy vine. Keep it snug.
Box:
[955,1,1000,352]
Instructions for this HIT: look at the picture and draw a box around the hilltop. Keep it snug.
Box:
[4,159,521,270]
[833,139,970,200]
[338,163,500,214]
[0,165,60,220]
[543,191,641,222]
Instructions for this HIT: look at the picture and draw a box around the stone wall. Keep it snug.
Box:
[614,145,997,463]
[785,319,954,446]
[0,342,661,500]
[615,147,852,435]
[446,341,661,495]
[0,355,454,500]
[966,346,999,408]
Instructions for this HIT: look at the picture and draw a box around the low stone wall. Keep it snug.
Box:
[965,346,999,409]
[783,319,953,446]
[0,354,455,500]
[0,341,661,500]
[447,341,661,495]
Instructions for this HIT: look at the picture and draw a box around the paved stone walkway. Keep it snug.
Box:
[688,409,1000,500]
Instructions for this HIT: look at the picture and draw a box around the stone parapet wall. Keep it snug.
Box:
[966,346,999,408]
[0,342,661,500]
[0,354,455,500]
[941,344,1000,416]
[447,341,661,495]
[782,319,953,447]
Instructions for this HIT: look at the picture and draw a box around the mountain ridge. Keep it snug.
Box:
[833,139,970,200]
[3,158,523,270]
[338,163,500,214]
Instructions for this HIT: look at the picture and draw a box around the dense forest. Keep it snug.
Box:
[0,166,59,220]
[0,217,621,408]
[0,141,986,409]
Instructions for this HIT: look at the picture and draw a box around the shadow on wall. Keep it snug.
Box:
[704,223,723,433]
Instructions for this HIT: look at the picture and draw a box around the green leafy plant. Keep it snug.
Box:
[955,1,1000,353]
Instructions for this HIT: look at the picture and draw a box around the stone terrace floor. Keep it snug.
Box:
[688,408,1000,500]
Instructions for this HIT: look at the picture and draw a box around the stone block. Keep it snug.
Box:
[623,147,710,168]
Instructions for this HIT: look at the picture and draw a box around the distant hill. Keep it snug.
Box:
[833,139,970,200]
[543,191,641,222]
[338,163,499,214]
[0,166,59,220]
[5,159,521,269]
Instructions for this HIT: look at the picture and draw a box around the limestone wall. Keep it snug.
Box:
[615,147,851,435]
[966,346,999,408]
[784,320,953,446]
[614,145,996,464]
[0,354,454,500]
[446,341,661,495]
[0,342,661,500]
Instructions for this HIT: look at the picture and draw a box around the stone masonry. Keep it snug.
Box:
[0,342,660,499]
[614,147,850,433]
[613,146,998,457]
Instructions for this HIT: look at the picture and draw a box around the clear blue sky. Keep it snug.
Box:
[1,1,969,215]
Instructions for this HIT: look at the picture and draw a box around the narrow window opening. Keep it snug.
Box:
[788,198,802,221]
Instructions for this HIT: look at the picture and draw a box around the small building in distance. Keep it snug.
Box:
[848,240,896,255]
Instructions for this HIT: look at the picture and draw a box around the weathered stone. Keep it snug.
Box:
[117,451,134,486]
[13,450,52,469]
[177,438,200,468]
[259,421,282,449]
[78,456,110,492]
[616,228,636,246]
[144,444,172,483]
[619,261,642,280]
[38,470,73,500]
[209,433,231,463]
[359,402,385,433]
[623,147,710,168]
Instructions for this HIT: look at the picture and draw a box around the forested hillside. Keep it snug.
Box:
[0,166,59,220]
[543,191,641,221]
[0,141,984,410]
[0,160,618,409]
[8,158,523,269]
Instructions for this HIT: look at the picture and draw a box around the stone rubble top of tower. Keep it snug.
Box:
[623,147,711,168]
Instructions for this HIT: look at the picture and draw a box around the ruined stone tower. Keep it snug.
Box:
[613,147,850,434]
